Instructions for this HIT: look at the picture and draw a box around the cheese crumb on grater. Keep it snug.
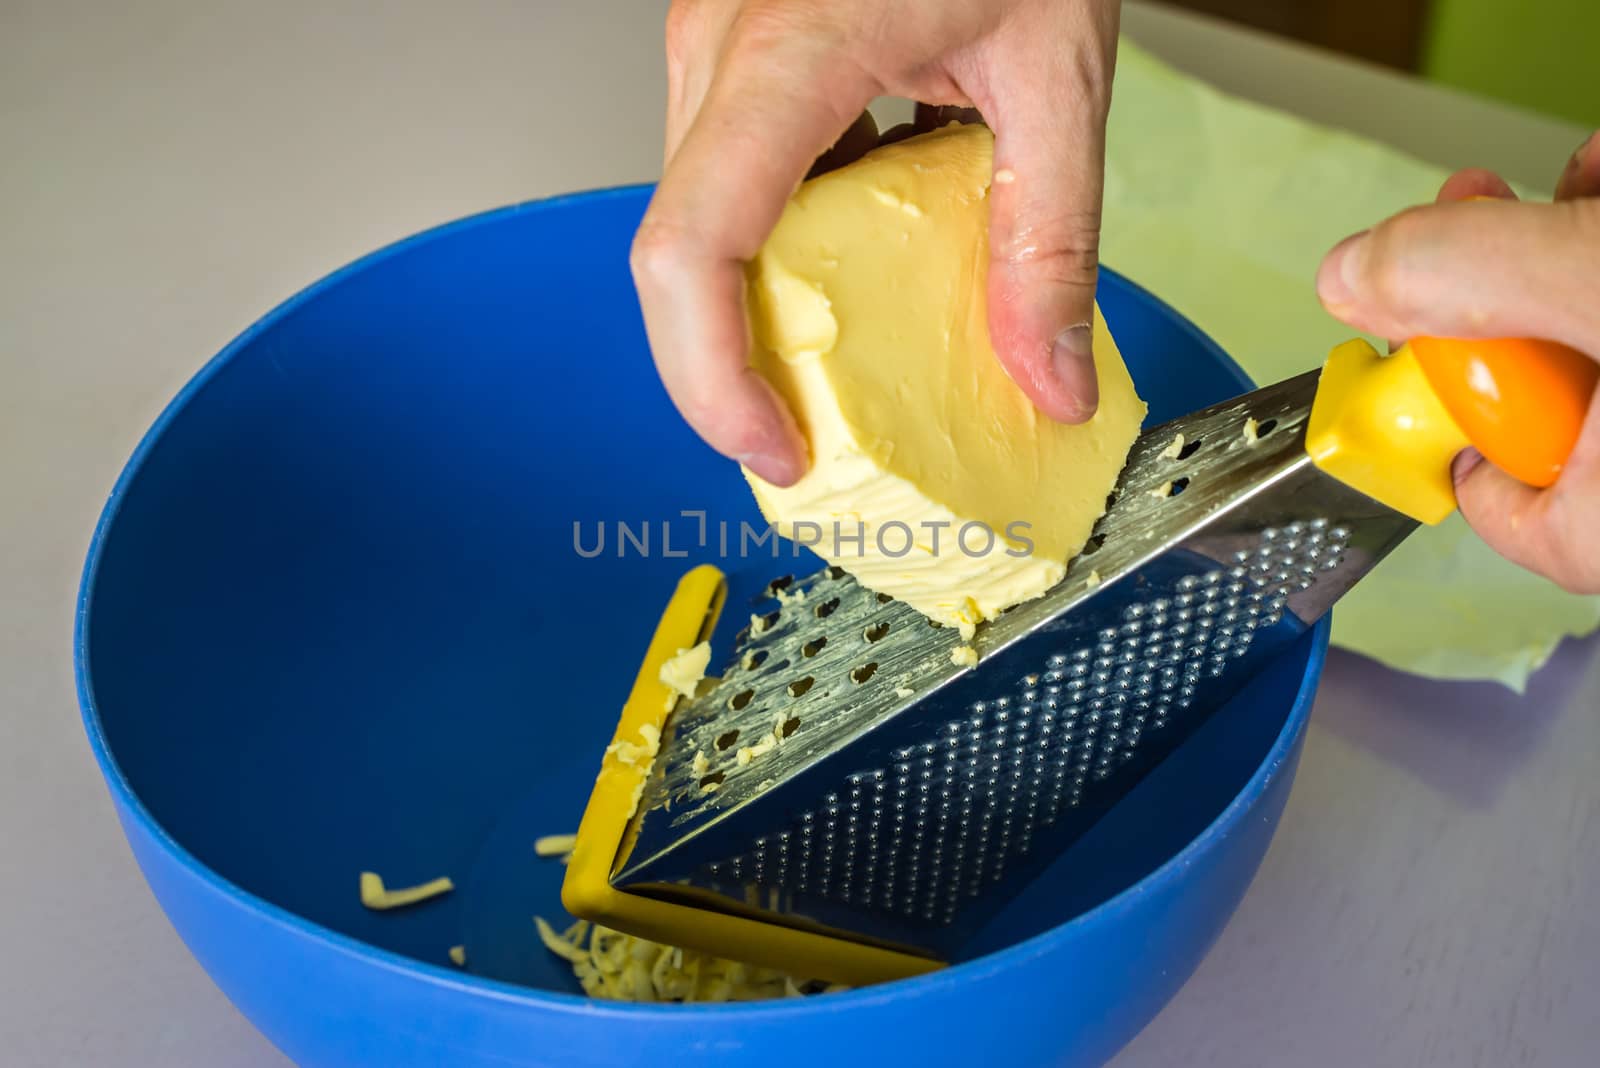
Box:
[773,584,808,606]
[736,733,779,767]
[658,642,712,710]
[605,723,661,768]
[953,597,982,642]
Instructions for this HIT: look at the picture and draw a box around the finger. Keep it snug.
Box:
[808,110,880,178]
[967,6,1119,423]
[663,0,741,166]
[1453,376,1600,593]
[632,23,878,486]
[1436,167,1516,203]
[1315,197,1600,352]
[1372,170,1521,352]
[1452,452,1546,574]
[1555,130,1600,201]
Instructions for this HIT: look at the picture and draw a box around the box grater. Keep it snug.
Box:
[562,335,1595,986]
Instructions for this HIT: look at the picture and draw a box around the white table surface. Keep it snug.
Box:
[3,2,1595,1065]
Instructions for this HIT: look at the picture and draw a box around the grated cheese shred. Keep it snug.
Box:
[359,871,454,910]
[534,913,848,1003]
[534,833,578,858]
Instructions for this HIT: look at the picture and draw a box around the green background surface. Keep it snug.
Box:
[1424,0,1600,127]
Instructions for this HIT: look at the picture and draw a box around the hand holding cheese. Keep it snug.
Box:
[1316,132,1600,594]
[743,124,1145,627]
[631,0,1122,487]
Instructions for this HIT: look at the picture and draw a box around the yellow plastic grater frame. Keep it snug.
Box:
[561,564,942,987]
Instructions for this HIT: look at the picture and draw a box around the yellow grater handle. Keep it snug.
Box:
[1305,335,1598,525]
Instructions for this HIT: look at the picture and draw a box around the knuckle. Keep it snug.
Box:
[1361,207,1430,316]
[725,0,838,61]
[726,1,797,49]
[996,212,1102,289]
[629,216,691,288]
[663,0,705,65]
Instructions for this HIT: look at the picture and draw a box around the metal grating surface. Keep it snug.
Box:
[616,371,1416,958]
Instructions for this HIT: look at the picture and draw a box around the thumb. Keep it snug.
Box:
[972,7,1119,424]
[1315,197,1600,351]
[1450,449,1549,576]
[1452,377,1600,593]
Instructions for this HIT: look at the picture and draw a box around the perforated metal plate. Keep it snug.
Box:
[617,371,1416,958]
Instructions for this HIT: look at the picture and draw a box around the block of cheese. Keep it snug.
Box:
[742,123,1146,629]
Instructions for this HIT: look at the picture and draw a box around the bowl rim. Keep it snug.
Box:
[73,185,1329,1021]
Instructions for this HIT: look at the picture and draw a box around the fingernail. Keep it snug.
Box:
[1452,447,1484,486]
[1317,230,1370,308]
[736,449,803,487]
[737,451,784,482]
[1051,323,1099,421]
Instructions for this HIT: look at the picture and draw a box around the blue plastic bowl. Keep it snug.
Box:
[76,186,1326,1068]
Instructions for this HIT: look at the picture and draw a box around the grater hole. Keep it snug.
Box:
[1167,477,1191,497]
[788,676,816,698]
[699,771,726,788]
[864,622,891,643]
[1082,532,1107,556]
[827,565,846,580]
[780,716,801,739]
[1104,491,1118,511]
[851,662,879,684]
[876,592,894,605]
[1177,437,1203,460]
[729,689,755,711]
[715,729,741,750]
[1256,418,1278,438]
[802,636,828,658]
[758,609,781,631]
[815,597,840,619]
[767,575,795,595]
[743,649,769,670]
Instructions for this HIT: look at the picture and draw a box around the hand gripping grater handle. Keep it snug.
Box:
[612,368,1414,960]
